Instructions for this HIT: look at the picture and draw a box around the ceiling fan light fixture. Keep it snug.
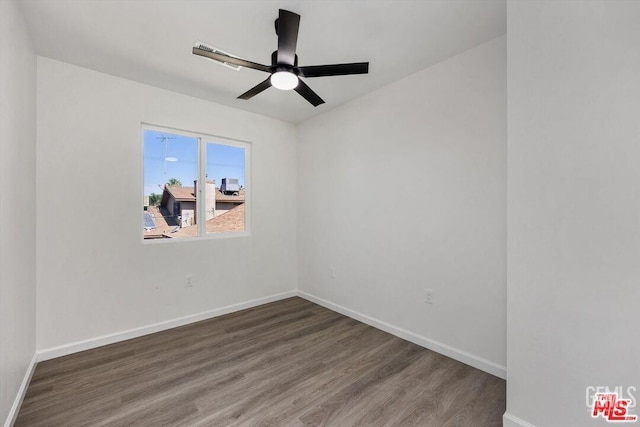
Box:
[270,71,298,90]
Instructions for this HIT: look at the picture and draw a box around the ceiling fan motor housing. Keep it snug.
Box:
[271,51,298,68]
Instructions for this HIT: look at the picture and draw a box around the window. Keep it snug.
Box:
[142,125,249,241]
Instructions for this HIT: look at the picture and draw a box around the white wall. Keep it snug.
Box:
[506,2,640,426]
[0,0,37,423]
[297,37,506,375]
[36,58,298,350]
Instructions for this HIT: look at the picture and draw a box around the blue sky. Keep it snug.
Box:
[143,129,245,196]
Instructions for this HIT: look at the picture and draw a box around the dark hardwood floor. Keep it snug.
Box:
[15,297,505,426]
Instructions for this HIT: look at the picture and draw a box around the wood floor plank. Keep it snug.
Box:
[15,297,505,426]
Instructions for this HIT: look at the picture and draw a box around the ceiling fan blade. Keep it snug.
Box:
[276,9,300,66]
[237,77,272,100]
[193,47,272,73]
[297,62,369,78]
[294,79,325,107]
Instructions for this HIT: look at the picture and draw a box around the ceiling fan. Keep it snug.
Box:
[193,9,369,107]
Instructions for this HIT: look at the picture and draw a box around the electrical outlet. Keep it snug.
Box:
[424,288,434,304]
[329,266,335,279]
[186,275,193,288]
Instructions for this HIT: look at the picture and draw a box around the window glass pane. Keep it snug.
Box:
[205,142,246,234]
[143,129,198,239]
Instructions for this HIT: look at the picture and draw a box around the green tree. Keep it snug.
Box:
[148,193,162,206]
[167,178,182,187]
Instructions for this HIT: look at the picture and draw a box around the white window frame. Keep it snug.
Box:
[141,123,251,243]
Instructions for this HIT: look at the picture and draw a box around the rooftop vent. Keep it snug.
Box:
[194,41,243,71]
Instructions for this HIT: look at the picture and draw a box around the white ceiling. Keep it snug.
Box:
[20,0,505,124]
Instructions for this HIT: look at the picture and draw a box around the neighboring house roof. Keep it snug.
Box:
[161,186,196,207]
[143,205,179,239]
[168,204,245,238]
[160,186,244,206]
[169,186,197,201]
[215,189,245,204]
[206,203,245,233]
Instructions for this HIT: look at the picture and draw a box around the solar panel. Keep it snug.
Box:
[143,212,156,229]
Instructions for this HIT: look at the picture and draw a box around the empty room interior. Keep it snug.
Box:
[1,1,638,426]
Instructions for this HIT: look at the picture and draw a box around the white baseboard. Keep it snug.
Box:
[297,290,507,379]
[4,352,38,427]
[37,290,297,362]
[503,412,536,427]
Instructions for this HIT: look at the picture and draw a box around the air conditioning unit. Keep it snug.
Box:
[221,178,240,195]
[194,41,243,71]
